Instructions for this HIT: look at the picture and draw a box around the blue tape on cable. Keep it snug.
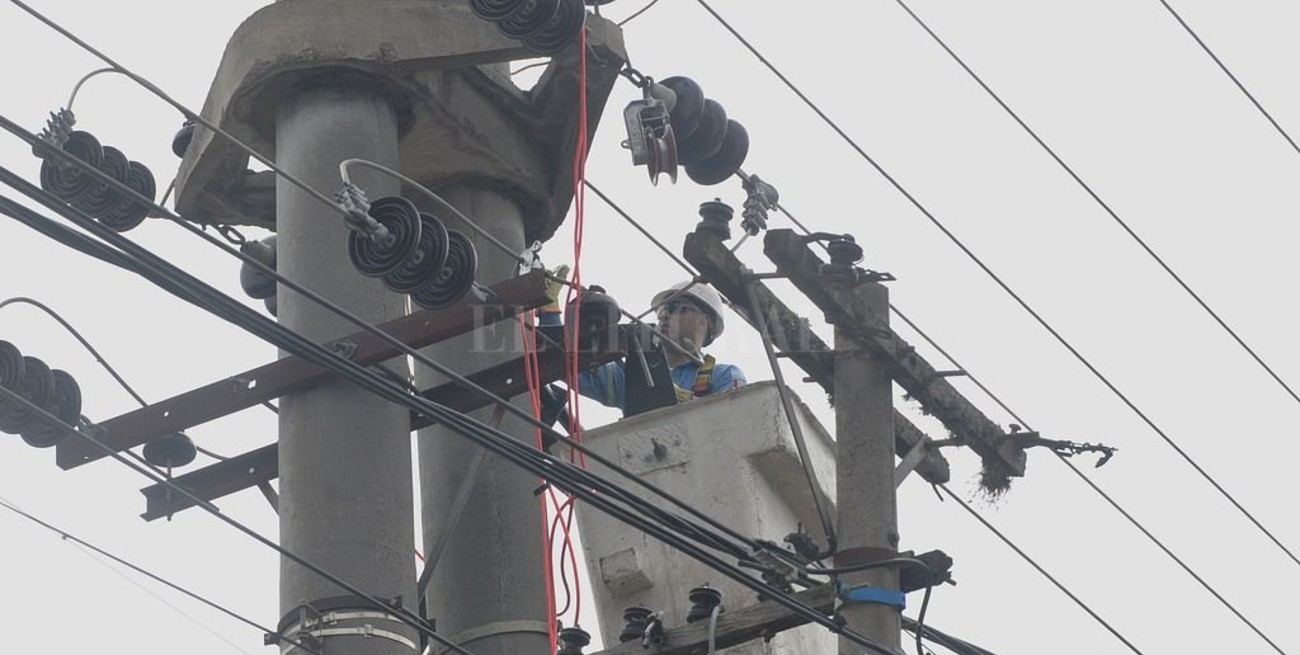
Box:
[841,585,906,610]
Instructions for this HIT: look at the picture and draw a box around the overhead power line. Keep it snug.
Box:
[887,0,1300,462]
[1155,0,1300,157]
[691,0,1300,570]
[0,497,303,655]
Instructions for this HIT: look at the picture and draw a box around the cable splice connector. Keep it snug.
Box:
[740,173,778,236]
[35,108,76,156]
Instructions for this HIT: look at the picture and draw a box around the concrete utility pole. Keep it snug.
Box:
[171,2,625,653]
[832,282,902,653]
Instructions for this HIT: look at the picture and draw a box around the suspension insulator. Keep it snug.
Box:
[38,130,104,204]
[470,0,526,21]
[143,432,198,469]
[20,369,81,448]
[239,235,278,299]
[675,99,727,166]
[411,229,478,310]
[660,77,705,140]
[0,341,23,393]
[264,294,279,317]
[99,160,156,232]
[498,0,560,39]
[522,0,586,54]
[383,213,450,294]
[685,119,749,186]
[348,196,424,277]
[72,145,130,218]
[0,356,54,436]
[172,121,196,158]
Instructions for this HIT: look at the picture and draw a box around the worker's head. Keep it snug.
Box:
[651,281,726,348]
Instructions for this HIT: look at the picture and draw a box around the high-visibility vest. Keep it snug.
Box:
[674,355,717,404]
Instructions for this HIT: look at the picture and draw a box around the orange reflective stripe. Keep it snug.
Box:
[692,355,716,398]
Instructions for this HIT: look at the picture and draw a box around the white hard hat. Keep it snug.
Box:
[651,280,726,346]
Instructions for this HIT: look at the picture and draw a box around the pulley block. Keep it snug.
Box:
[498,0,560,39]
[660,77,705,140]
[411,229,478,310]
[685,119,749,186]
[38,130,104,204]
[239,235,278,300]
[72,145,130,218]
[470,0,527,21]
[0,340,24,393]
[646,123,679,186]
[143,431,198,469]
[383,212,450,294]
[0,356,55,436]
[522,0,586,54]
[99,160,156,232]
[347,196,424,277]
[20,369,81,448]
[675,99,727,166]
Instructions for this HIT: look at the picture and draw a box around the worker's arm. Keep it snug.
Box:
[710,363,748,394]
[537,310,627,409]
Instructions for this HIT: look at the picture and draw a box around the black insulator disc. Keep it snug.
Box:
[73,145,130,218]
[686,119,749,186]
[99,161,156,232]
[264,293,278,317]
[143,432,197,469]
[240,236,278,299]
[675,99,727,166]
[522,0,585,54]
[38,130,104,204]
[498,0,560,38]
[348,196,424,277]
[660,77,706,140]
[20,369,81,448]
[172,121,196,158]
[384,212,450,294]
[411,229,478,309]
[470,0,527,21]
[0,341,23,394]
[0,356,54,435]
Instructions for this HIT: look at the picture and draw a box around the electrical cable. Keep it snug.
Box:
[937,484,1145,654]
[890,306,1289,654]
[0,112,761,564]
[901,616,1000,655]
[617,0,662,27]
[0,184,898,655]
[0,497,316,655]
[1155,0,1300,158]
[890,0,1300,487]
[693,0,1300,570]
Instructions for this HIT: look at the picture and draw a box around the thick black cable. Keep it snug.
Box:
[901,617,1000,655]
[0,115,763,564]
[694,0,1300,570]
[0,185,897,655]
[0,499,323,655]
[890,0,1300,467]
[1155,0,1300,157]
[890,306,1289,654]
[937,484,1145,654]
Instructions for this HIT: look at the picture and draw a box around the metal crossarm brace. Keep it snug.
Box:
[139,327,625,521]
[762,229,1026,478]
[58,271,552,470]
[683,230,951,485]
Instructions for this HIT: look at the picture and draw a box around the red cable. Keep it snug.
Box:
[521,312,558,653]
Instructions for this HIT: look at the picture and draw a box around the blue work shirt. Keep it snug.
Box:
[578,359,747,411]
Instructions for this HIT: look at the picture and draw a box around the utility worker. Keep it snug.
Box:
[541,279,746,412]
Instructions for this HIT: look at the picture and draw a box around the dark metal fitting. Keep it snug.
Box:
[641,615,665,648]
[618,607,653,643]
[686,585,724,623]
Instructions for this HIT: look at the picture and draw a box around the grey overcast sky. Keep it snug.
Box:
[2,1,1299,653]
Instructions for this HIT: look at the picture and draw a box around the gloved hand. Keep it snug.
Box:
[540,264,570,313]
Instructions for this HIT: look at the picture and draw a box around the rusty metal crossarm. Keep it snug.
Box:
[139,326,625,521]
[61,271,551,471]
[762,230,1026,479]
[683,230,951,485]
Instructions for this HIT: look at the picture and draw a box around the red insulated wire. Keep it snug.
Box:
[521,312,559,653]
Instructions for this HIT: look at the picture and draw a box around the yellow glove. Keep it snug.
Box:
[541,264,570,313]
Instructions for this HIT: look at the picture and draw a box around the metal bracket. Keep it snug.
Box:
[328,340,359,360]
[278,610,418,654]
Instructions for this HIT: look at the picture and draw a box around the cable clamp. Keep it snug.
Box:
[35,108,76,156]
[333,182,390,242]
[836,582,906,610]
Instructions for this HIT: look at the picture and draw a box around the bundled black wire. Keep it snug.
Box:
[0,155,901,655]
